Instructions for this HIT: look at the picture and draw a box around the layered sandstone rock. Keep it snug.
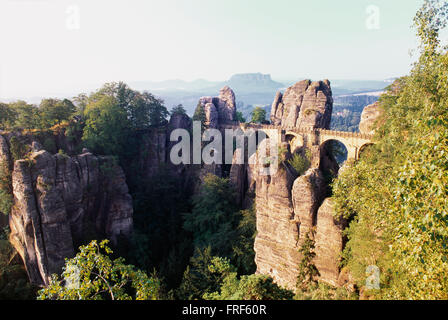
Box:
[291,169,326,240]
[253,140,300,290]
[270,80,333,129]
[138,129,168,179]
[4,141,133,286]
[229,148,247,206]
[198,86,237,128]
[359,101,382,135]
[254,83,348,290]
[314,198,347,286]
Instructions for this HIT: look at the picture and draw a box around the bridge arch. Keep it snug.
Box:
[319,139,348,176]
[319,134,363,162]
[358,142,374,160]
[284,131,304,153]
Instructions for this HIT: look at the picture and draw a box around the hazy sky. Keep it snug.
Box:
[0,0,430,99]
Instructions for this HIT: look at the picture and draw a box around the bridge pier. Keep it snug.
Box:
[347,147,358,162]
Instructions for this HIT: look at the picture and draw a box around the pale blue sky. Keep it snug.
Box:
[0,0,431,99]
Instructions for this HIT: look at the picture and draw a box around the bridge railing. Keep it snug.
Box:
[218,121,373,140]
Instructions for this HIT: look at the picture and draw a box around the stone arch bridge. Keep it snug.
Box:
[219,121,374,165]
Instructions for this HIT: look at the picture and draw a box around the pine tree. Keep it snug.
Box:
[296,231,320,291]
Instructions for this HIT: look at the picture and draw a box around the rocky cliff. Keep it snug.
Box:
[198,86,237,128]
[270,80,333,129]
[359,101,383,135]
[0,133,133,287]
[228,79,348,290]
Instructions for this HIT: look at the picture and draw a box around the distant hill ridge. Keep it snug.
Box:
[130,73,284,93]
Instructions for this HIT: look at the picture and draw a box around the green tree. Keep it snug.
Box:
[9,101,40,130]
[183,174,239,257]
[231,206,257,275]
[0,230,37,300]
[144,92,169,127]
[89,82,168,129]
[0,160,13,215]
[72,93,89,117]
[127,167,192,290]
[39,98,75,128]
[250,107,267,124]
[236,111,246,123]
[170,104,187,116]
[205,273,294,300]
[296,232,319,292]
[82,95,130,157]
[0,103,16,129]
[192,103,207,128]
[288,150,311,176]
[177,247,230,300]
[332,0,448,299]
[37,240,162,300]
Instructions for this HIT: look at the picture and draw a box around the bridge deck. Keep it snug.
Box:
[218,121,373,141]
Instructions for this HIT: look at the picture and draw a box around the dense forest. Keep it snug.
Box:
[1,0,448,300]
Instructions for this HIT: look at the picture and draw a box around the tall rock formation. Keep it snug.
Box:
[0,134,133,287]
[198,86,237,127]
[314,198,347,287]
[252,140,299,289]
[270,80,333,129]
[359,101,383,135]
[252,80,347,290]
[291,169,327,240]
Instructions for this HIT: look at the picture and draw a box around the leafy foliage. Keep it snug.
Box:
[205,273,294,300]
[179,249,293,300]
[236,111,246,123]
[126,167,193,290]
[250,107,267,124]
[294,282,357,300]
[288,150,311,176]
[0,161,13,215]
[0,228,37,300]
[82,95,130,157]
[332,0,448,299]
[177,247,230,300]
[171,104,187,116]
[37,240,163,300]
[183,174,239,257]
[192,103,207,127]
[39,99,75,128]
[231,206,257,275]
[296,232,319,292]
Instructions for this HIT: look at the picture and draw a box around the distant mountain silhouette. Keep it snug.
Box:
[130,73,284,94]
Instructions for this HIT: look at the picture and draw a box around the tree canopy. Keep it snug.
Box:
[37,240,162,300]
[332,0,448,299]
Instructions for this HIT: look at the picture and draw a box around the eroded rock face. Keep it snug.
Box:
[359,101,382,135]
[7,147,133,286]
[314,198,347,286]
[136,130,168,180]
[198,86,237,127]
[254,161,344,289]
[270,80,333,129]
[253,140,299,290]
[217,86,237,122]
[291,169,327,240]
[253,82,347,290]
[229,148,247,207]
